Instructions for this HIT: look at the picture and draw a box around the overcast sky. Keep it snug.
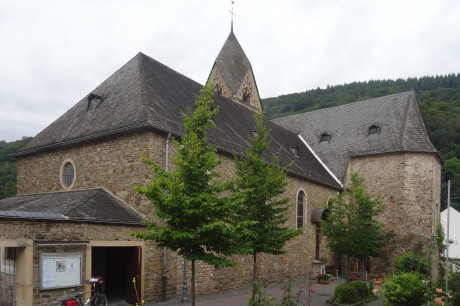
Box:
[1,0,460,142]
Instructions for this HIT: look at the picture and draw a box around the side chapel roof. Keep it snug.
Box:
[273,92,438,182]
[13,52,341,190]
[0,188,145,225]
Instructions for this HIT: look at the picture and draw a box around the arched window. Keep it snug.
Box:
[297,190,305,228]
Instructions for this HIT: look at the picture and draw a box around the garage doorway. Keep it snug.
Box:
[91,247,141,305]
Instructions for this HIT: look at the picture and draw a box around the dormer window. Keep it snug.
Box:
[87,93,104,112]
[369,125,381,135]
[287,145,299,157]
[320,133,332,143]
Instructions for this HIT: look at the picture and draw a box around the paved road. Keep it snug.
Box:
[124,278,384,306]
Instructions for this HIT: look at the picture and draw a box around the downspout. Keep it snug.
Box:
[162,132,172,300]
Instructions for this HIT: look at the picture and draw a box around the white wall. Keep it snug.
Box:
[441,207,460,259]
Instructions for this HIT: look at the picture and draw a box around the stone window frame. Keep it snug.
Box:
[296,189,306,229]
[60,158,77,191]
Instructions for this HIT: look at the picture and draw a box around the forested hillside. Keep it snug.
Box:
[264,74,460,210]
[0,137,32,199]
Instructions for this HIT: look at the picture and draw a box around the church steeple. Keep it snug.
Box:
[230,0,235,33]
[207,13,262,113]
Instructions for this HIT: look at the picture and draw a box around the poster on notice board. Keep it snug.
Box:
[40,253,82,290]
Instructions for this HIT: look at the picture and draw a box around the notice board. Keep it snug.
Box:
[40,253,82,290]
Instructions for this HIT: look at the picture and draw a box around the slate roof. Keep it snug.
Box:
[12,52,341,190]
[213,30,253,96]
[0,188,145,225]
[273,92,438,182]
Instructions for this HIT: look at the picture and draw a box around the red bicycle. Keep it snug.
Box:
[60,276,108,306]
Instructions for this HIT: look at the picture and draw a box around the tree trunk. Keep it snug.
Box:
[191,259,195,306]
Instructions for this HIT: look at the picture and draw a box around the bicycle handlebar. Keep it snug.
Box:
[84,276,103,284]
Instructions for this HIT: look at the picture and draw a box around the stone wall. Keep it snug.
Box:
[0,219,159,304]
[15,129,338,302]
[168,174,336,299]
[347,152,441,272]
[17,131,163,217]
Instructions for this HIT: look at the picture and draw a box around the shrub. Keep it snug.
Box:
[449,268,460,306]
[394,252,430,277]
[381,273,428,306]
[350,281,370,300]
[334,283,359,304]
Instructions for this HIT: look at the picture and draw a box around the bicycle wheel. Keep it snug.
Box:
[91,293,108,306]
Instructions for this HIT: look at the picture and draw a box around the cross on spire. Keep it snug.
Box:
[229,0,235,32]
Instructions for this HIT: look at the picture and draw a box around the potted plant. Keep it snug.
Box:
[317,273,331,284]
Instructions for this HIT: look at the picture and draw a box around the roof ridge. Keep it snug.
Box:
[400,92,437,152]
[99,187,146,220]
[15,187,105,198]
[399,92,413,149]
[64,189,100,217]
[138,52,204,87]
[137,53,155,125]
[278,91,415,120]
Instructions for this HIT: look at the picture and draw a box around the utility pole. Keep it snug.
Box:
[445,180,451,291]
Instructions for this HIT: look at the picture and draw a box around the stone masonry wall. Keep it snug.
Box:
[169,172,336,298]
[347,152,441,273]
[15,130,338,301]
[0,219,161,304]
[16,131,163,217]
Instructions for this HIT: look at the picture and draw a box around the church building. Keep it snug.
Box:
[0,24,440,305]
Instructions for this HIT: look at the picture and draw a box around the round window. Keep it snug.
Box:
[60,159,76,190]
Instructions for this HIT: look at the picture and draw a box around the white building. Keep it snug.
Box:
[441,207,460,271]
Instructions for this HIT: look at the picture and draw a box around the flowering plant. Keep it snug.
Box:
[423,288,452,306]
[350,273,360,282]
[375,274,385,286]
[317,273,331,280]
[371,274,385,296]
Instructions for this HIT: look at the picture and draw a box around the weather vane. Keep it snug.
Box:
[229,0,235,32]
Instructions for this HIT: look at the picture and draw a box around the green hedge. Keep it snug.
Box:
[334,283,359,304]
[380,273,427,306]
[350,281,370,300]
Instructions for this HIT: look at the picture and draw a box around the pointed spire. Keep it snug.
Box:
[229,0,235,33]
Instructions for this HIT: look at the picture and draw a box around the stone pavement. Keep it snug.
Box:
[140,278,383,306]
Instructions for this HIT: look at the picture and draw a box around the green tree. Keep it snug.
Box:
[0,136,32,199]
[231,114,301,292]
[132,85,241,305]
[322,173,385,273]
